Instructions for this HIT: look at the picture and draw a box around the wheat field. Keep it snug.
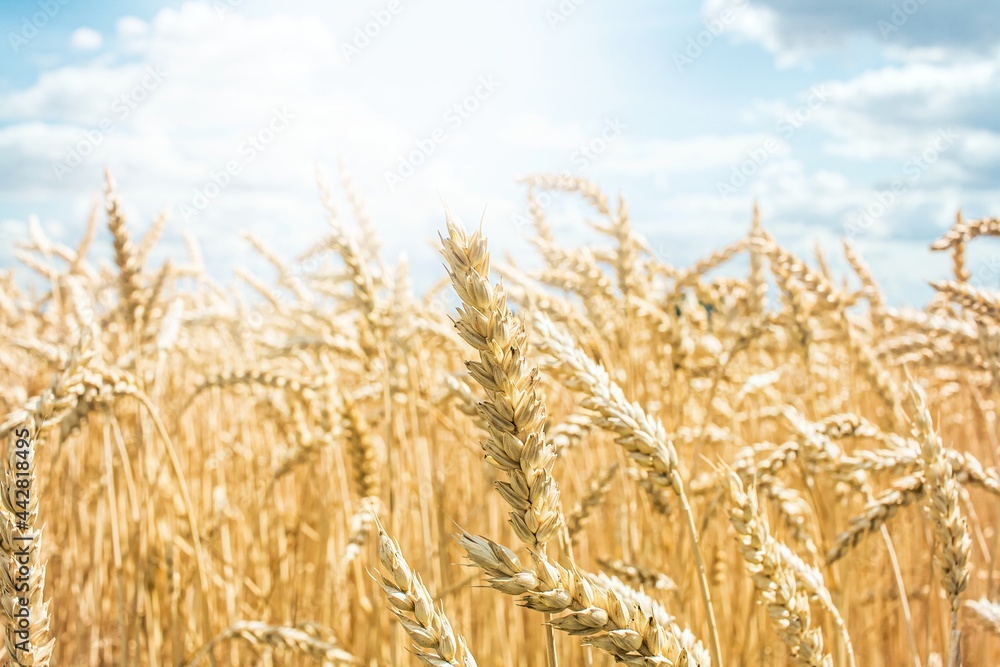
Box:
[1,169,999,666]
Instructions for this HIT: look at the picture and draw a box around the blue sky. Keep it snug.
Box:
[2,0,999,303]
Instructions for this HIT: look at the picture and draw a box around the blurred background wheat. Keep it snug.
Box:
[0,170,998,665]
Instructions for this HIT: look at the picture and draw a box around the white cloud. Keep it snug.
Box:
[801,55,1000,180]
[0,1,612,287]
[0,64,157,124]
[715,0,1000,63]
[70,27,103,51]
[606,133,789,175]
[704,0,799,66]
[501,114,587,149]
[3,0,998,306]
[117,16,149,38]
[116,16,150,53]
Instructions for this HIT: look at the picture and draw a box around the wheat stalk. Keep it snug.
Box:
[184,621,356,665]
[567,462,619,541]
[375,524,478,667]
[534,312,723,665]
[457,530,709,666]
[439,213,564,549]
[912,383,971,667]
[721,470,836,667]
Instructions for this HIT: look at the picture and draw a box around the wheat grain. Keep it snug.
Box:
[722,470,834,667]
[912,382,971,666]
[440,213,564,549]
[376,525,478,667]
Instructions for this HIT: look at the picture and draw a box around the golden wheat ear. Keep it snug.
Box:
[372,519,479,667]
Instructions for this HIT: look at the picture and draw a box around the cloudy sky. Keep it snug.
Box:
[1,0,999,303]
